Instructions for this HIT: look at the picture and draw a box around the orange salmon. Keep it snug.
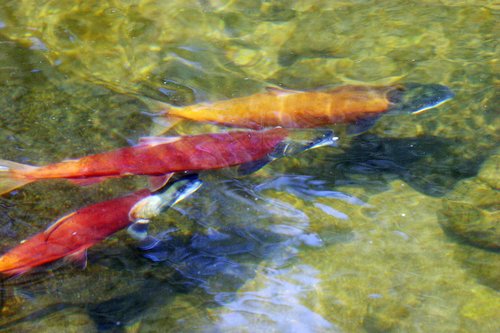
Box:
[156,83,454,130]
[0,128,288,195]
[0,175,202,276]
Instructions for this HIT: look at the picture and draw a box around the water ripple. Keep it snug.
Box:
[213,265,337,333]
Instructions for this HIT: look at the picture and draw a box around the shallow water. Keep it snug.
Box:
[0,1,498,332]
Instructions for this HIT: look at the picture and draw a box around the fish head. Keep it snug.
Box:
[130,174,202,220]
[159,173,203,207]
[267,130,339,161]
[387,83,455,115]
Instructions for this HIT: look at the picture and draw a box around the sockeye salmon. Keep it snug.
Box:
[0,128,288,195]
[0,175,202,276]
[155,83,454,131]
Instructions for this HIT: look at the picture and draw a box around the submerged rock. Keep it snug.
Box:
[454,244,500,291]
[477,152,500,190]
[9,309,97,333]
[438,200,499,250]
[438,152,500,250]
[0,1,498,332]
[296,179,499,332]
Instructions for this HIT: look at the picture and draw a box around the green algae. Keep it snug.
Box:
[438,151,499,250]
[439,201,499,250]
[0,0,498,332]
[296,180,499,332]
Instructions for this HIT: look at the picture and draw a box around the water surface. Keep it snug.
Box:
[0,1,498,332]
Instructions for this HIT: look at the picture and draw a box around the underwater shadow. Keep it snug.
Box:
[321,134,490,196]
[0,223,314,332]
[0,233,248,332]
[0,237,242,332]
[0,176,341,331]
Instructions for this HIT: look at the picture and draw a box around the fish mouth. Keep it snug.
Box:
[387,83,455,115]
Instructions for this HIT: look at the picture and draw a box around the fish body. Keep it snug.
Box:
[0,128,288,194]
[0,190,150,276]
[160,83,454,129]
[165,85,392,129]
[0,176,202,276]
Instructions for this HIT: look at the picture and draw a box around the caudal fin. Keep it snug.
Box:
[149,115,183,136]
[0,159,36,195]
[142,99,183,135]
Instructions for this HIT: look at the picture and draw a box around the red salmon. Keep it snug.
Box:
[0,128,288,195]
[0,175,202,276]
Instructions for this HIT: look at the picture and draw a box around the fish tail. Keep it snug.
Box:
[0,264,30,277]
[0,159,36,195]
[149,114,183,136]
[141,99,184,135]
[142,99,172,116]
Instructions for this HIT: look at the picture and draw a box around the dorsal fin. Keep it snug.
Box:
[137,136,181,147]
[44,212,77,240]
[265,86,297,96]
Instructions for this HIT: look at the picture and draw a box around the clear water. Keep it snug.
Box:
[0,1,498,332]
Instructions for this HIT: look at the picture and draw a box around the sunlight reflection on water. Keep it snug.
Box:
[213,265,337,333]
[138,175,364,331]
[0,0,497,331]
[255,175,369,206]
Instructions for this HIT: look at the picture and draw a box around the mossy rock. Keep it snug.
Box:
[438,200,499,250]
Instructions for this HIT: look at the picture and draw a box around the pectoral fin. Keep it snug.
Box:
[65,249,88,269]
[346,115,380,135]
